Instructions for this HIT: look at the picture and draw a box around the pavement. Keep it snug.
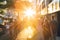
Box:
[56,37,60,40]
[15,25,44,40]
[0,30,60,40]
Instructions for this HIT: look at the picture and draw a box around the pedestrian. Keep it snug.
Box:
[50,16,57,40]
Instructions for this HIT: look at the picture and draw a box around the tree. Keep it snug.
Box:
[0,0,14,9]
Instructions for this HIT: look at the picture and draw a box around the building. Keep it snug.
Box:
[37,0,60,15]
[36,0,60,40]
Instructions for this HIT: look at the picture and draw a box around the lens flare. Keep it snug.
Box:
[24,8,36,19]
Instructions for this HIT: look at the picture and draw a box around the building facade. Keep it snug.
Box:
[36,0,60,40]
[37,0,60,15]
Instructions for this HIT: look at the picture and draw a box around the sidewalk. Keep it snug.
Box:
[56,37,60,40]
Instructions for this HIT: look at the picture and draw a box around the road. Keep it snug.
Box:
[15,24,44,40]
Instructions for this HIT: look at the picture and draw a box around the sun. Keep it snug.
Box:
[24,8,35,18]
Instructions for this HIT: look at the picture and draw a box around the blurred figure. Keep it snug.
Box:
[43,16,51,40]
[50,16,57,40]
[0,24,6,35]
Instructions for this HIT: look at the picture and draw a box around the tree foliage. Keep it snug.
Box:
[0,0,14,9]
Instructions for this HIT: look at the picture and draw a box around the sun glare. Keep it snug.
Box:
[24,8,35,19]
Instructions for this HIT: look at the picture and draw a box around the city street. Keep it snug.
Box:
[0,0,60,40]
